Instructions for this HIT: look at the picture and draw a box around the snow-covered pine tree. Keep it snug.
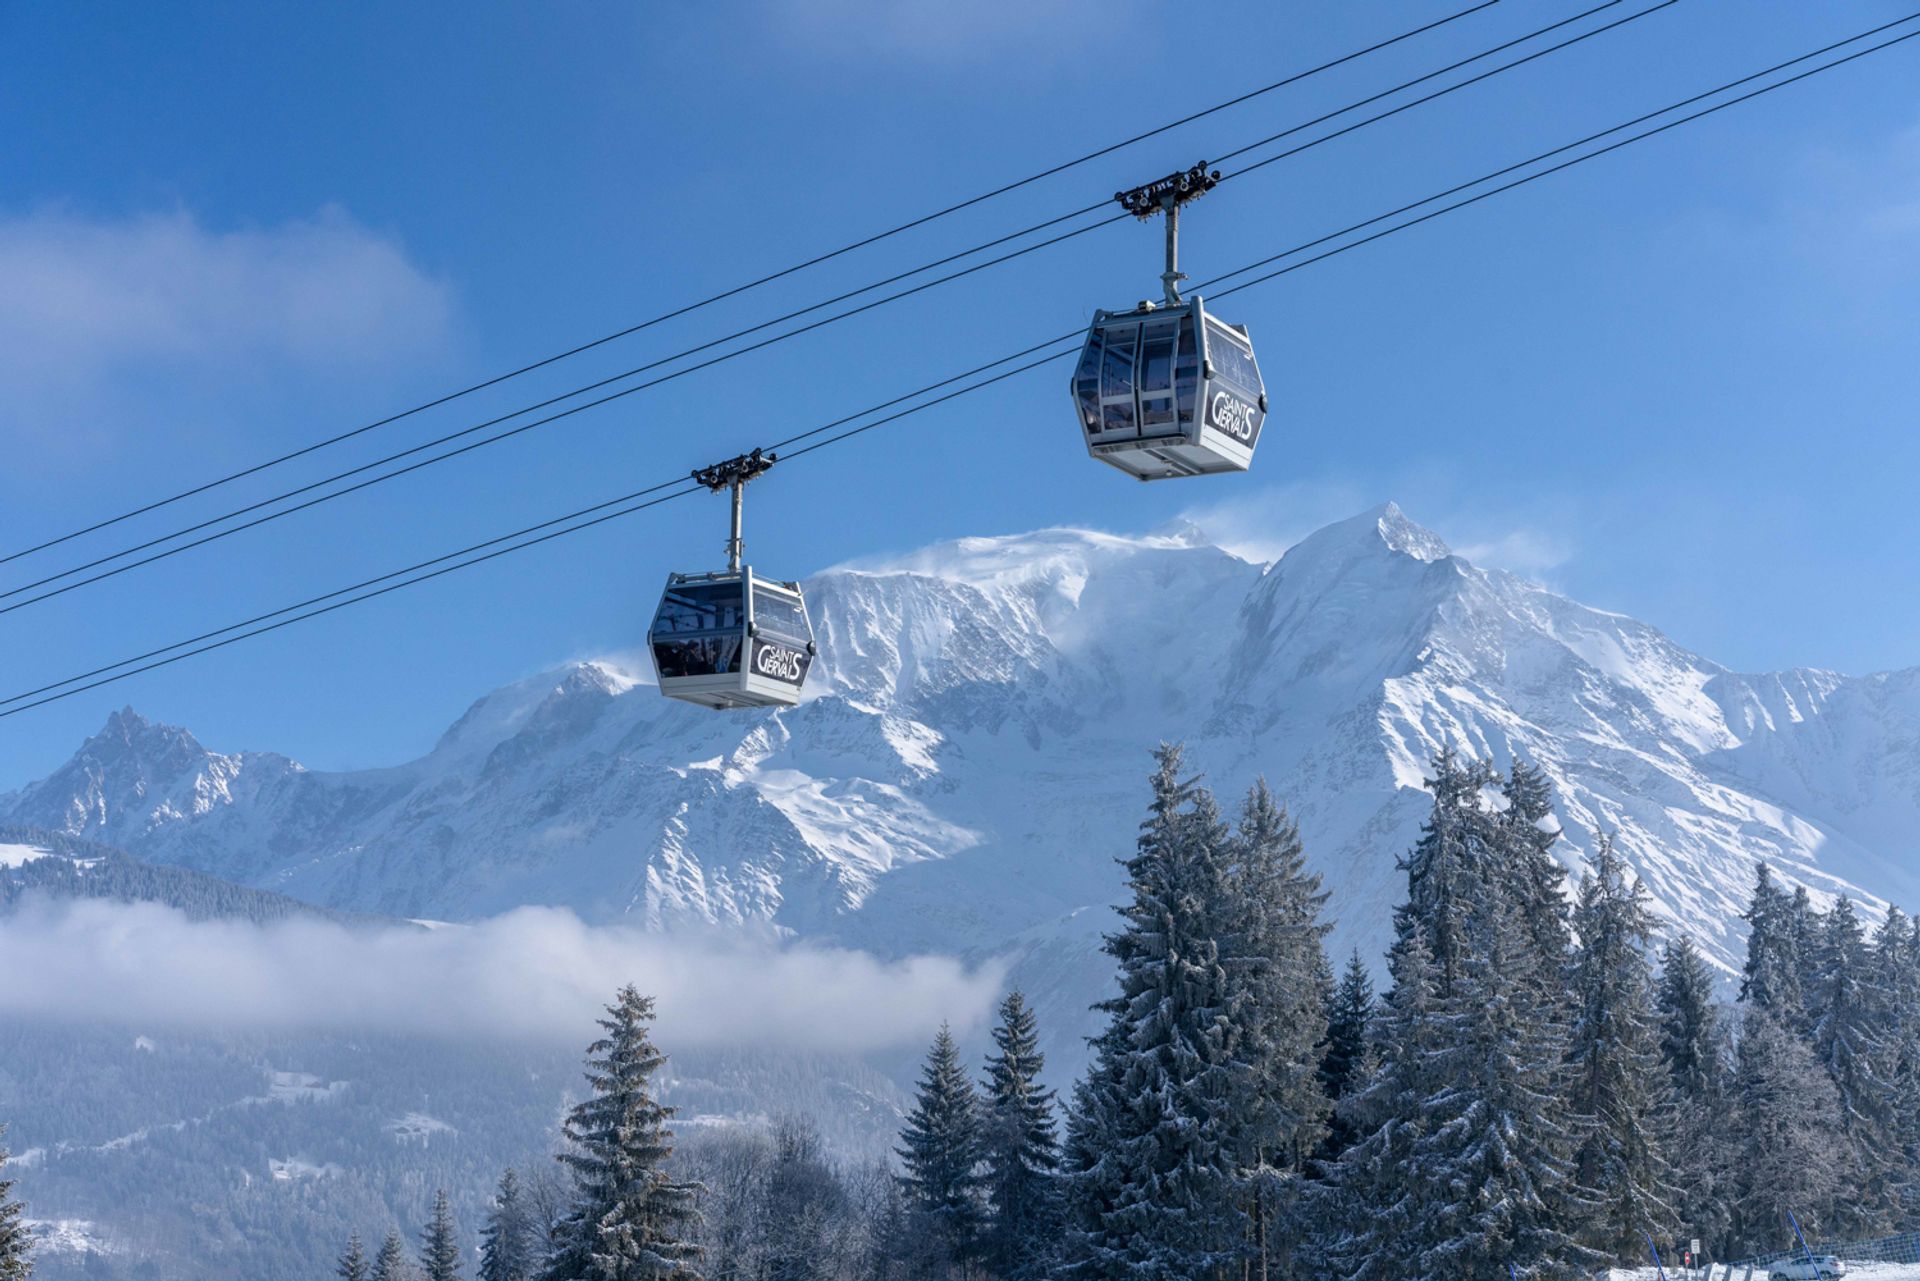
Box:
[1320,925,1446,1281]
[1566,836,1680,1261]
[1499,759,1574,997]
[1057,745,1244,1281]
[1408,902,1595,1280]
[480,1169,539,1281]
[1657,936,1724,1103]
[1655,935,1732,1253]
[374,1229,413,1281]
[1725,1009,1849,1255]
[1397,749,1499,993]
[1808,897,1898,1232]
[896,1024,986,1275]
[1788,886,1822,1033]
[545,985,702,1281]
[1317,950,1375,1160]
[421,1189,463,1281]
[0,1126,32,1281]
[339,1232,371,1281]
[1739,863,1804,1023]
[1874,909,1920,1217]
[978,991,1060,1281]
[1221,779,1332,1279]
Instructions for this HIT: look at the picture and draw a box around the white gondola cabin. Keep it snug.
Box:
[1073,161,1267,481]
[650,449,816,710]
[649,568,814,709]
[1072,296,1266,480]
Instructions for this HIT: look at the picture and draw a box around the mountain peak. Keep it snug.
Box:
[1278,503,1452,574]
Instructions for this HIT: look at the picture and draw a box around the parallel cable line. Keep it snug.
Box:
[5,19,1913,717]
[0,0,1676,610]
[0,0,1499,567]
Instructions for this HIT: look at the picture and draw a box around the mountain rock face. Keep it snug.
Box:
[6,505,1917,1057]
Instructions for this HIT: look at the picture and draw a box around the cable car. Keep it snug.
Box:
[1072,163,1268,481]
[649,450,816,710]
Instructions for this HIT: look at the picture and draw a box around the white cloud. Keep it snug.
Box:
[0,898,1006,1051]
[0,205,454,404]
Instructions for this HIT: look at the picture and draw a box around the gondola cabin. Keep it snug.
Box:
[649,568,814,709]
[1071,295,1267,481]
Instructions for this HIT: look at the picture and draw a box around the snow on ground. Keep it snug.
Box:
[268,1156,341,1181]
[262,1070,347,1103]
[1606,1263,1920,1281]
[26,1219,108,1256]
[0,842,48,868]
[385,1112,457,1143]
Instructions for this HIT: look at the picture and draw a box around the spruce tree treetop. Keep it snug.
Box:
[372,1229,411,1281]
[896,1023,986,1226]
[0,1126,33,1281]
[1740,863,1805,1021]
[980,991,1061,1281]
[1568,835,1680,1260]
[1057,744,1247,1280]
[1319,949,1375,1108]
[545,985,702,1281]
[1656,935,1724,1104]
[421,1189,463,1281]
[338,1232,370,1281]
[480,1167,537,1281]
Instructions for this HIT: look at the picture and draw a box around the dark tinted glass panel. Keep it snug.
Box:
[1176,315,1200,425]
[652,581,746,637]
[752,586,810,643]
[1075,339,1102,431]
[1205,319,1261,397]
[1099,324,1136,397]
[1139,321,1176,392]
[652,637,743,679]
[1102,396,1135,434]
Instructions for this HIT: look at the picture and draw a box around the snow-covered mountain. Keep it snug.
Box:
[6,504,1917,1054]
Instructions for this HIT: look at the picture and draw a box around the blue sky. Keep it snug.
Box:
[2,0,1917,787]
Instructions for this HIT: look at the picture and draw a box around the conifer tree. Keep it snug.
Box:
[1337,753,1593,1280]
[1739,863,1804,1022]
[1808,897,1897,1231]
[421,1189,463,1281]
[1058,745,1244,1280]
[1322,926,1446,1281]
[1874,909,1920,1216]
[896,1024,985,1274]
[0,1127,32,1281]
[978,992,1060,1281]
[1655,935,1732,1251]
[1499,758,1574,996]
[339,1232,371,1281]
[1409,904,1594,1279]
[1221,779,1332,1278]
[1566,836,1680,1260]
[1317,950,1375,1159]
[1789,886,1822,1032]
[545,985,702,1281]
[374,1229,414,1281]
[480,1168,538,1281]
[1657,936,1724,1102]
[1397,749,1499,992]
[1726,1009,1848,1254]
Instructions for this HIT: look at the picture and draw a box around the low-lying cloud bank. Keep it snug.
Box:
[0,898,1005,1051]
